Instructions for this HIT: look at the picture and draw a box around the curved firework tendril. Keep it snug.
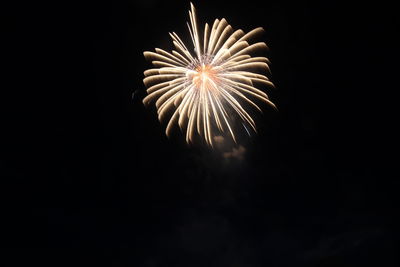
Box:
[143,3,276,146]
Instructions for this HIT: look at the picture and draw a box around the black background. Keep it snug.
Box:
[3,0,398,266]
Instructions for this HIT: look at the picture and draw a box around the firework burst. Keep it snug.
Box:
[143,3,276,146]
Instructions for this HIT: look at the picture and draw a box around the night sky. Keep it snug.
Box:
[3,0,398,266]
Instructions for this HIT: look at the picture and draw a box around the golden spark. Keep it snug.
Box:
[143,3,276,146]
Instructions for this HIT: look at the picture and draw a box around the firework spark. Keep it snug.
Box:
[143,3,276,146]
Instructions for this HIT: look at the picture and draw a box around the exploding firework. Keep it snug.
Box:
[143,3,276,146]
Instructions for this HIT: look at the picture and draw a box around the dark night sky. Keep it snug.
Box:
[3,0,398,266]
